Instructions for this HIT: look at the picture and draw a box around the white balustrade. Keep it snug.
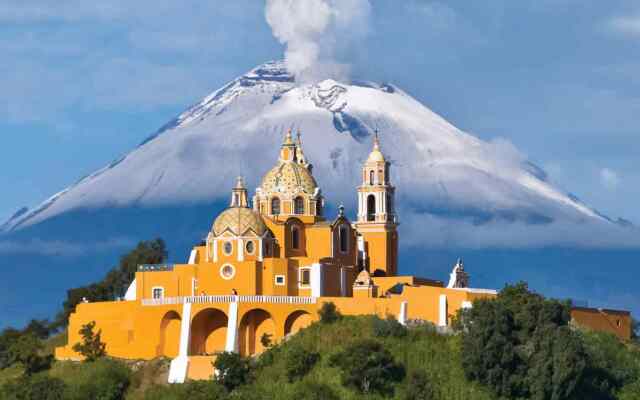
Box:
[142,295,317,306]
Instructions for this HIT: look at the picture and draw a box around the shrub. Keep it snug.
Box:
[372,315,407,338]
[329,339,404,394]
[398,370,434,400]
[213,352,250,391]
[460,282,587,400]
[284,345,319,382]
[143,380,228,400]
[318,302,341,324]
[73,321,106,362]
[260,332,272,349]
[0,374,66,400]
[0,328,22,369]
[61,358,131,400]
[288,381,339,400]
[7,333,52,375]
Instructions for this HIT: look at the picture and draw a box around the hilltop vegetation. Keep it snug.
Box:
[0,240,639,399]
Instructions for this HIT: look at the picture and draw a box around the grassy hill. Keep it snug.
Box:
[2,314,637,400]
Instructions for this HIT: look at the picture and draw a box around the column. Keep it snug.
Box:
[438,295,448,327]
[168,302,192,384]
[225,299,239,352]
[398,301,408,326]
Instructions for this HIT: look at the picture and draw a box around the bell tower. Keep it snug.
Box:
[355,132,398,276]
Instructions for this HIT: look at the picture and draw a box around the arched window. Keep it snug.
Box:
[291,226,300,249]
[367,194,376,221]
[369,170,375,185]
[316,199,323,216]
[294,196,304,215]
[339,225,349,253]
[271,197,280,215]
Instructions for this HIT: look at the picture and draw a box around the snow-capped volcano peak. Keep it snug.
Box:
[3,61,633,247]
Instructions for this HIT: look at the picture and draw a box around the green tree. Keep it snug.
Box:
[0,328,22,369]
[459,282,587,400]
[398,370,434,400]
[288,381,339,400]
[62,358,131,400]
[73,321,106,362]
[318,302,341,324]
[284,345,319,382]
[632,318,639,343]
[0,374,66,400]
[372,314,407,338]
[260,332,272,349]
[329,339,405,395]
[7,333,52,375]
[213,352,250,392]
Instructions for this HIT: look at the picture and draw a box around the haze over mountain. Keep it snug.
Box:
[1,61,638,328]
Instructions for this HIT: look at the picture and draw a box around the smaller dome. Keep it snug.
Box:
[212,207,267,237]
[367,149,386,163]
[366,132,386,163]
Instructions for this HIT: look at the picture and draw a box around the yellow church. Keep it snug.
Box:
[55,129,519,381]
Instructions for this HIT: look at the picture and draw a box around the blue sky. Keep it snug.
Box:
[1,0,639,227]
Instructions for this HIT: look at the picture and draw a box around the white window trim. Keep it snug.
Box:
[298,267,311,288]
[275,274,286,286]
[220,264,236,280]
[151,286,164,299]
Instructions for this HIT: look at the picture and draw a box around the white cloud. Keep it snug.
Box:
[607,15,640,37]
[600,168,620,190]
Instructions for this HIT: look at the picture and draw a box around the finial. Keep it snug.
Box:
[235,175,245,189]
[296,129,302,145]
[338,204,345,217]
[284,128,294,145]
[373,129,380,150]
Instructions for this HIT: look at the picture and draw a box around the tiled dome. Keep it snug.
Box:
[260,161,317,195]
[212,207,267,237]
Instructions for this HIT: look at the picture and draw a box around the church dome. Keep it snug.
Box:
[212,207,267,237]
[260,161,317,195]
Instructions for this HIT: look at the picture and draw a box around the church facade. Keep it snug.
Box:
[55,129,629,382]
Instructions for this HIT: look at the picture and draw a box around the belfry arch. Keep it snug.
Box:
[367,194,376,221]
[238,309,276,356]
[189,308,228,355]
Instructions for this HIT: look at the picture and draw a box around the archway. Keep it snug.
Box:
[158,311,181,357]
[190,308,228,355]
[284,311,312,336]
[239,309,276,356]
[367,194,376,221]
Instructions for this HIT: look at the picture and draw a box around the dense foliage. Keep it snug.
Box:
[6,333,53,375]
[72,321,106,362]
[318,301,341,324]
[459,283,585,399]
[283,345,319,382]
[459,282,640,400]
[329,339,405,395]
[372,315,408,338]
[213,352,251,392]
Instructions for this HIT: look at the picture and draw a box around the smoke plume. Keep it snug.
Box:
[265,0,371,83]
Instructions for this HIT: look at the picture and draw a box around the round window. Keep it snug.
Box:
[223,241,233,255]
[220,264,235,280]
[245,240,255,254]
